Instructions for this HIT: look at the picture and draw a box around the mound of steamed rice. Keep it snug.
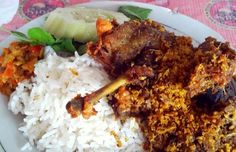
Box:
[8,50,144,152]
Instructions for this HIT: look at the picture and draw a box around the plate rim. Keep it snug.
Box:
[0,1,224,46]
[0,1,225,152]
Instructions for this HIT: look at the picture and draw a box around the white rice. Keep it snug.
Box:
[8,49,144,152]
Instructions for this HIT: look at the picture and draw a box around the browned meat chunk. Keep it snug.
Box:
[66,66,154,119]
[110,35,236,151]
[88,19,172,76]
[188,37,236,97]
[67,19,236,151]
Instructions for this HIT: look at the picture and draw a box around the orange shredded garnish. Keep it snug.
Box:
[96,18,113,36]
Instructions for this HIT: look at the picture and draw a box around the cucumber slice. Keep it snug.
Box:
[44,7,129,43]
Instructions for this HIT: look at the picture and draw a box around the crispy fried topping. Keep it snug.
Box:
[88,19,236,151]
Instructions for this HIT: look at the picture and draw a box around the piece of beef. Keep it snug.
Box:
[193,76,236,114]
[88,19,174,76]
[188,37,236,97]
[72,19,236,151]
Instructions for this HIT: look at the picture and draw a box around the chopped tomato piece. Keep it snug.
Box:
[3,62,14,78]
[31,45,43,53]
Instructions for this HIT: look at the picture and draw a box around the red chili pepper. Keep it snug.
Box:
[31,45,43,54]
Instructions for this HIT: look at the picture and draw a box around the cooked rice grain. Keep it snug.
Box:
[8,51,143,152]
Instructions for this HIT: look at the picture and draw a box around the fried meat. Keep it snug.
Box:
[110,35,236,151]
[88,19,172,76]
[86,19,236,151]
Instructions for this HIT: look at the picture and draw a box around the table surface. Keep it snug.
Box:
[0,0,235,48]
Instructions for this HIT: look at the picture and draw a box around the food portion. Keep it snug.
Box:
[1,4,236,152]
[0,42,43,96]
[44,6,129,43]
[88,19,166,76]
[111,38,236,151]
[9,52,144,151]
[188,38,236,97]
[66,65,154,118]
[11,27,78,53]
[75,19,236,151]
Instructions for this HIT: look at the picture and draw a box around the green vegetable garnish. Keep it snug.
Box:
[28,27,55,45]
[52,38,76,52]
[11,31,31,42]
[62,38,77,52]
[51,44,62,52]
[118,5,152,20]
[11,27,82,54]
[77,44,87,56]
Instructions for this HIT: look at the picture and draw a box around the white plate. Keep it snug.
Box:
[0,1,225,152]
